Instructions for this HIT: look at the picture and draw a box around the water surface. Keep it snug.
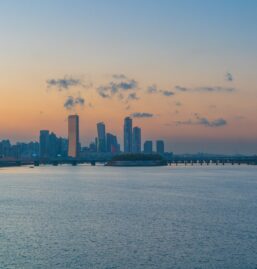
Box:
[0,165,257,269]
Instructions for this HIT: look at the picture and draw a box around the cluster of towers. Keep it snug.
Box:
[124,117,140,153]
[123,116,164,155]
[67,115,165,158]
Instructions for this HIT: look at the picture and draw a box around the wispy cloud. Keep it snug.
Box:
[176,114,228,127]
[46,76,88,91]
[175,86,188,92]
[64,96,85,110]
[131,112,154,118]
[197,87,235,92]
[127,92,139,101]
[112,74,127,80]
[146,84,175,97]
[175,85,236,93]
[147,84,158,94]
[161,90,175,96]
[197,117,227,127]
[97,75,138,100]
[225,72,233,82]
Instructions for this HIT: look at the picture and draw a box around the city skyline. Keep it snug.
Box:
[0,1,257,154]
[0,114,167,159]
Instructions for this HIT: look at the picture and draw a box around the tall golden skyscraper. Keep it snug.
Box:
[68,115,79,158]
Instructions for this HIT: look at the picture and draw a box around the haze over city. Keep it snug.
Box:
[1,0,257,154]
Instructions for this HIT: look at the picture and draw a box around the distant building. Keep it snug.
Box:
[58,137,68,157]
[89,141,97,152]
[48,132,58,158]
[124,117,132,153]
[40,130,49,158]
[144,140,153,154]
[0,140,11,158]
[1,140,40,159]
[132,127,141,153]
[16,141,39,158]
[106,133,119,153]
[97,122,106,152]
[68,115,79,158]
[156,140,165,154]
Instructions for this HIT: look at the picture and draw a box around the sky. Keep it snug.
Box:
[0,0,257,154]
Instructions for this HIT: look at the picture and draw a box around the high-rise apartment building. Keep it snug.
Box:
[132,127,141,153]
[40,130,49,158]
[144,140,153,154]
[124,117,132,153]
[106,133,119,153]
[68,115,79,158]
[97,122,106,152]
[156,140,165,154]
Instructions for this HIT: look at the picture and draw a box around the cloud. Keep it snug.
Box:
[97,86,112,98]
[64,96,85,110]
[112,74,127,80]
[175,86,188,92]
[197,117,227,127]
[147,84,158,94]
[161,90,175,96]
[97,75,138,100]
[127,92,139,101]
[146,85,175,97]
[175,85,236,93]
[225,72,233,82]
[46,76,87,91]
[176,114,227,127]
[197,87,235,92]
[131,112,154,118]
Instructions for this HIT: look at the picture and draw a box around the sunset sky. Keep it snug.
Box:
[0,0,257,154]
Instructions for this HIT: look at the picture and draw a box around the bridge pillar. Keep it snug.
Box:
[71,160,77,166]
[52,160,59,166]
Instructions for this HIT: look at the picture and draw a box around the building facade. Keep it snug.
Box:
[124,117,132,153]
[40,130,49,158]
[156,140,165,154]
[144,140,153,154]
[132,127,141,153]
[97,122,106,152]
[68,115,79,158]
[106,133,119,153]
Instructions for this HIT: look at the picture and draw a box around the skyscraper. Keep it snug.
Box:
[106,133,119,153]
[156,140,165,154]
[97,122,106,152]
[132,127,141,153]
[48,132,58,158]
[124,117,132,153]
[39,130,49,158]
[68,115,79,158]
[144,140,153,154]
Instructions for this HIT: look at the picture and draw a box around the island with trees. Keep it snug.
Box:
[106,153,167,167]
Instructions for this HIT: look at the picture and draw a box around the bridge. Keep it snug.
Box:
[168,155,257,166]
[1,155,257,167]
